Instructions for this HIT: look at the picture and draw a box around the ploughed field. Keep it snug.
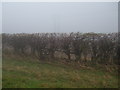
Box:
[2,55,118,88]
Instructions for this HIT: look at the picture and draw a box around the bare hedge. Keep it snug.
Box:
[2,32,119,65]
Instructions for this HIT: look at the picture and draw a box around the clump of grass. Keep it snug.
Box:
[2,56,118,88]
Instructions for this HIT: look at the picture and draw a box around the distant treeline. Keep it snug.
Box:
[2,32,119,65]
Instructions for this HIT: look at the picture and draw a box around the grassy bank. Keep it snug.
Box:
[2,55,118,88]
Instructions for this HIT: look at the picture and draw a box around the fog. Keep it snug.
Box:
[2,2,118,33]
[0,3,2,33]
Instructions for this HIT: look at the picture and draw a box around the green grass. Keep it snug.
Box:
[2,56,118,88]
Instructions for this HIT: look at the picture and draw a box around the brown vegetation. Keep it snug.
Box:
[2,32,119,65]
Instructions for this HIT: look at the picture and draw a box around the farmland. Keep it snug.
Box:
[2,55,118,88]
[2,32,119,88]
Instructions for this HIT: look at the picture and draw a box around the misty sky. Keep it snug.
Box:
[0,3,2,33]
[2,2,118,33]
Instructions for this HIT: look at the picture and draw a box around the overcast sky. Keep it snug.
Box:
[2,2,118,33]
[0,3,2,33]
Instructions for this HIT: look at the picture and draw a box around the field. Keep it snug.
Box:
[2,55,118,88]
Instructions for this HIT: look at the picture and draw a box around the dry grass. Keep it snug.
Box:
[2,56,118,88]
